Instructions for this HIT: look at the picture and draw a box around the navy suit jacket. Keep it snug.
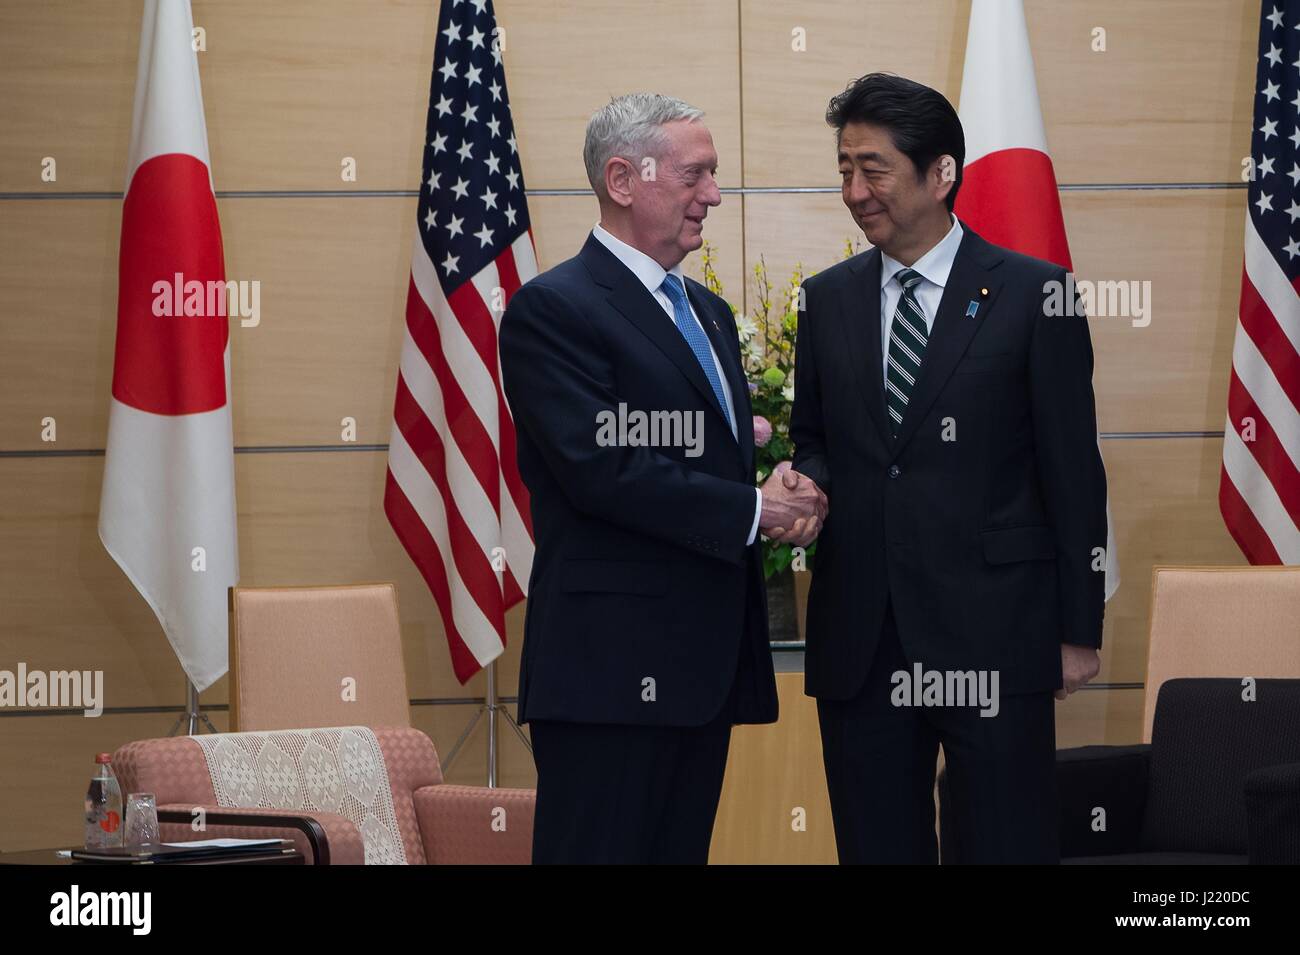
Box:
[499,234,779,727]
[791,224,1108,699]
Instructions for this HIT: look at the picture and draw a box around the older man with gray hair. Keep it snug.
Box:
[500,93,824,864]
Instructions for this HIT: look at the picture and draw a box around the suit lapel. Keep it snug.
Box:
[839,249,893,448]
[579,235,742,456]
[892,228,1006,453]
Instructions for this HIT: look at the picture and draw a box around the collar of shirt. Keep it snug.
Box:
[590,223,741,442]
[879,214,964,295]
[591,223,686,296]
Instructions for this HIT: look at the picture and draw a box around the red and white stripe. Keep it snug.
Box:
[384,231,536,683]
[1220,222,1300,563]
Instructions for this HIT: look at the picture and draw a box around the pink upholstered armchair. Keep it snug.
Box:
[112,725,534,864]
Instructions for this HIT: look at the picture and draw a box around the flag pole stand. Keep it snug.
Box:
[440,660,531,787]
[167,680,217,737]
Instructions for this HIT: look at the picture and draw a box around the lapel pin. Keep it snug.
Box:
[966,300,980,319]
[980,287,989,297]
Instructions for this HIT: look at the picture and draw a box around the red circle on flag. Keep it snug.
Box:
[113,153,229,415]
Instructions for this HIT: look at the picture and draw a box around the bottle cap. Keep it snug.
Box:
[95,753,112,764]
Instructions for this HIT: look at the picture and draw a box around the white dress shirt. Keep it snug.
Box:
[591,224,763,545]
[879,214,964,381]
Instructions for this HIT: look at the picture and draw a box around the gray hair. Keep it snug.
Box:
[583,93,705,197]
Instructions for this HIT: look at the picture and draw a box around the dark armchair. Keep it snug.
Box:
[939,678,1300,864]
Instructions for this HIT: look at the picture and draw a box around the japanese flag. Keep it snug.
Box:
[99,0,238,692]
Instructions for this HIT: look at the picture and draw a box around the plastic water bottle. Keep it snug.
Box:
[84,753,123,848]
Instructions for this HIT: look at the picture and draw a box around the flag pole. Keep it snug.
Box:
[486,661,498,788]
[166,680,217,737]
[440,660,531,787]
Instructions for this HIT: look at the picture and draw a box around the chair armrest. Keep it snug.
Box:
[412,785,535,864]
[157,804,365,865]
[1055,744,1151,859]
[1244,761,1300,864]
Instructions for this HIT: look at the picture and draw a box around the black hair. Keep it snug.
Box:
[825,72,965,211]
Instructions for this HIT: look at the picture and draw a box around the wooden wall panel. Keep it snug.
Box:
[0,200,120,451]
[0,711,230,854]
[2,1,1256,192]
[0,451,525,710]
[1066,188,1243,435]
[740,0,967,189]
[0,195,744,451]
[1056,685,1144,749]
[0,0,741,193]
[492,0,743,190]
[711,672,837,864]
[0,1,137,193]
[1028,0,1257,187]
[740,0,1255,187]
[1098,438,1244,683]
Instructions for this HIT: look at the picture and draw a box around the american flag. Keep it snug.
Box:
[384,0,536,682]
[1222,2,1300,564]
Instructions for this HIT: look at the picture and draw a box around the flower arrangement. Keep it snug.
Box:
[699,238,861,579]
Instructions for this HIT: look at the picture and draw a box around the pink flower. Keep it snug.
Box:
[753,416,773,447]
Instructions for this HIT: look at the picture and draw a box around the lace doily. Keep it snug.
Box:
[194,726,406,865]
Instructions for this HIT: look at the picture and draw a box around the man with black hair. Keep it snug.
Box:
[788,73,1108,864]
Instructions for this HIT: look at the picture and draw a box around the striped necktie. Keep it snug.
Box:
[885,267,926,437]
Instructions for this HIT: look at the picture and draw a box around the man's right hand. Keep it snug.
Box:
[759,466,827,547]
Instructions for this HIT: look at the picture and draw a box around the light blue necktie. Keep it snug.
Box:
[659,274,732,424]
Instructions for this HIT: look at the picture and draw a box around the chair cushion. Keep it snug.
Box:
[414,784,536,865]
[1142,678,1300,854]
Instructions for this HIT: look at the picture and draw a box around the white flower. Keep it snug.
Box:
[735,314,759,341]
[782,381,794,402]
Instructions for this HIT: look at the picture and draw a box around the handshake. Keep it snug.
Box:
[758,463,828,547]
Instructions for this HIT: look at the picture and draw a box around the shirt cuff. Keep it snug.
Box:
[747,487,763,546]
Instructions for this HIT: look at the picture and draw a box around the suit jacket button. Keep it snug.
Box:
[888,464,901,479]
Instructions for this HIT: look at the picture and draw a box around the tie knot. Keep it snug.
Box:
[660,273,687,303]
[896,267,923,292]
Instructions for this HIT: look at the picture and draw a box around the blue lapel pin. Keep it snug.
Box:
[966,300,980,319]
